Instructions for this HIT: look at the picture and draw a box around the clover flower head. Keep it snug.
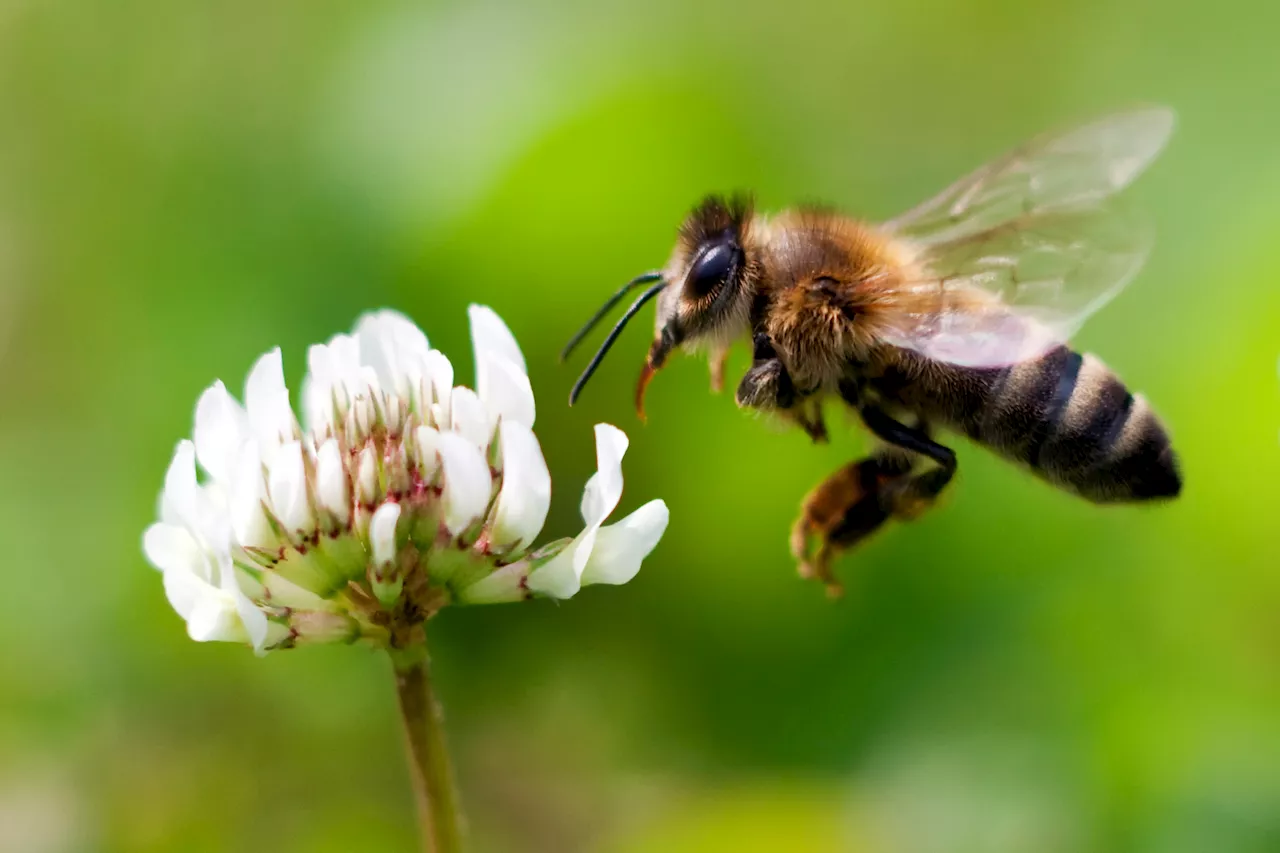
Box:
[143,307,669,652]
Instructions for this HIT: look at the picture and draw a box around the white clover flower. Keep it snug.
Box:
[142,307,669,653]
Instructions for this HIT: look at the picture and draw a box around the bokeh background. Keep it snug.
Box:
[2,0,1279,850]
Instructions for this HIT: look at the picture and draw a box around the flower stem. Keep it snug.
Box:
[390,644,465,853]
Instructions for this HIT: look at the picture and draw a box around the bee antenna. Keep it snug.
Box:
[568,279,668,406]
[560,272,665,363]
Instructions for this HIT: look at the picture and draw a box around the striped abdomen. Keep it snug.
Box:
[875,346,1181,503]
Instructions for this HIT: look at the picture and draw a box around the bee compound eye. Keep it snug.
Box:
[687,241,739,296]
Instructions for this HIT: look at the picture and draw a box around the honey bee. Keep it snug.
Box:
[562,107,1181,595]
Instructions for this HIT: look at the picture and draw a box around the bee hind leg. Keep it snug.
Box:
[791,405,957,596]
[790,451,914,597]
[857,404,957,519]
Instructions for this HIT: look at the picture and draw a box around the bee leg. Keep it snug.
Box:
[858,404,957,518]
[791,405,956,594]
[794,401,829,444]
[790,451,914,597]
[709,346,730,393]
[735,332,796,411]
[736,338,830,443]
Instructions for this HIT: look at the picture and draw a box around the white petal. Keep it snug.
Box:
[581,424,628,530]
[450,386,493,449]
[370,502,402,567]
[525,546,581,599]
[161,564,211,621]
[384,309,430,351]
[413,425,442,482]
[306,340,338,386]
[356,310,430,399]
[160,440,201,526]
[304,339,346,430]
[299,375,323,437]
[148,531,256,649]
[327,332,361,375]
[385,394,408,436]
[315,439,350,524]
[476,352,536,429]
[159,441,234,551]
[488,420,550,551]
[457,562,528,604]
[468,304,527,374]
[470,306,533,428]
[304,334,367,433]
[302,350,336,434]
[244,348,296,459]
[186,606,247,643]
[186,607,245,643]
[267,441,315,537]
[436,432,492,534]
[162,567,247,643]
[193,383,248,485]
[525,424,631,598]
[218,552,269,651]
[356,445,380,506]
[349,389,380,440]
[143,523,206,577]
[424,350,454,425]
[355,313,399,395]
[580,499,669,586]
[228,440,274,549]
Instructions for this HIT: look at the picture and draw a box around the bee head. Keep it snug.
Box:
[563,194,757,418]
[637,195,758,416]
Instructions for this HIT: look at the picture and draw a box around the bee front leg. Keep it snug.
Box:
[708,346,730,393]
[735,333,828,443]
[794,402,828,444]
[735,333,795,410]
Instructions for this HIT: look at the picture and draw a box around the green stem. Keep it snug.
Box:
[390,645,465,853]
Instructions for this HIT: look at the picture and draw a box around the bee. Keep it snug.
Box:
[562,107,1181,595]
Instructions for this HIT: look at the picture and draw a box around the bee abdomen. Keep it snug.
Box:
[974,348,1181,503]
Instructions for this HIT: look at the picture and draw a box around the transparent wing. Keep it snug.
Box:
[885,107,1174,245]
[877,107,1172,367]
[879,205,1153,366]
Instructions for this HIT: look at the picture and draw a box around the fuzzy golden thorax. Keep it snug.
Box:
[751,210,924,393]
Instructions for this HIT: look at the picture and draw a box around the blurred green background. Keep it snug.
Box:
[1,0,1278,851]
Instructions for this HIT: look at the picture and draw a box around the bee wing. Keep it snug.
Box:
[884,107,1174,245]
[878,204,1153,366]
[876,107,1173,367]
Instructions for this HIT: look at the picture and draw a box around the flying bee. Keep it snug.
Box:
[562,107,1182,595]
